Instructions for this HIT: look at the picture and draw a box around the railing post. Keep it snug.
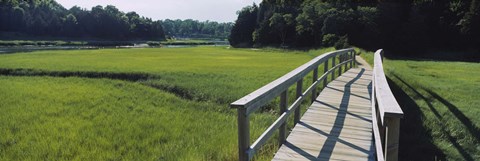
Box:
[385,116,401,161]
[343,53,348,71]
[338,55,343,77]
[323,60,329,89]
[294,79,303,124]
[311,68,318,103]
[331,56,336,81]
[346,52,350,69]
[237,107,250,161]
[353,51,356,67]
[350,51,354,69]
[279,90,288,145]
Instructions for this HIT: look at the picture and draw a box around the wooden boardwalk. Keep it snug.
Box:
[233,49,402,161]
[273,62,374,161]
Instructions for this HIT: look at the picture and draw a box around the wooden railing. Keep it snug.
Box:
[230,48,356,161]
[371,49,404,161]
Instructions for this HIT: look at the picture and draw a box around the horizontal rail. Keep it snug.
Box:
[231,48,353,114]
[233,48,356,161]
[372,49,403,161]
[373,49,403,122]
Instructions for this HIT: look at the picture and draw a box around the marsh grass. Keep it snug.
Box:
[0,46,341,160]
[0,76,255,160]
[0,47,335,104]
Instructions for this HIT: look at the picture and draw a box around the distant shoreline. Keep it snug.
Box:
[0,39,229,54]
[0,39,227,47]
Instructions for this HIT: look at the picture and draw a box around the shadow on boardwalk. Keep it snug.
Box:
[316,69,366,160]
[273,67,373,161]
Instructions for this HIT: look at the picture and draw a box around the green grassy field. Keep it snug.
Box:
[0,46,336,160]
[360,50,480,161]
[0,47,335,104]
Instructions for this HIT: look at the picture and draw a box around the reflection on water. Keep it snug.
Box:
[0,46,102,54]
[0,43,229,54]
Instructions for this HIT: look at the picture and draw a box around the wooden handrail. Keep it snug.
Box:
[371,49,404,161]
[231,48,356,161]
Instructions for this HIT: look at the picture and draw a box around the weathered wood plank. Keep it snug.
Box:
[274,150,372,161]
[292,121,372,132]
[276,144,371,158]
[290,127,373,141]
[310,102,372,110]
[303,109,372,119]
[275,140,374,160]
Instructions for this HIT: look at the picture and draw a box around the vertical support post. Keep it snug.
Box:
[344,53,348,71]
[279,90,288,145]
[353,51,356,67]
[294,79,303,124]
[349,51,354,69]
[323,60,329,89]
[338,54,343,77]
[237,107,250,161]
[380,116,387,158]
[311,68,318,103]
[385,117,401,161]
[346,52,350,69]
[331,56,336,81]
[384,125,388,161]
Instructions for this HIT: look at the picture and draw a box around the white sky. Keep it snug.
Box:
[56,0,262,23]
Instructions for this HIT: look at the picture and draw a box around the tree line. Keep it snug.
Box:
[161,19,233,39]
[229,0,480,53]
[0,0,165,40]
[0,0,233,41]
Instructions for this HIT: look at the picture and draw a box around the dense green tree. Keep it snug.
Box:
[295,2,326,46]
[62,13,77,36]
[269,13,294,46]
[250,0,302,47]
[0,0,165,40]
[461,0,480,47]
[230,0,480,53]
[160,19,232,39]
[229,4,258,47]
